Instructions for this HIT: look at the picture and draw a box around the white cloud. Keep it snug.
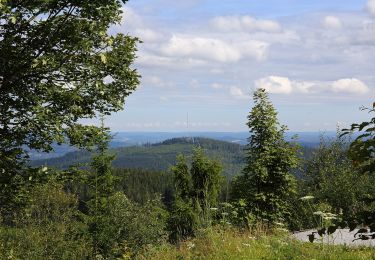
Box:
[118,7,164,43]
[211,15,281,33]
[236,40,269,61]
[190,79,200,88]
[161,35,240,62]
[121,7,143,28]
[136,50,207,68]
[323,16,342,29]
[230,86,248,99]
[143,75,173,88]
[366,0,375,16]
[211,83,223,89]
[255,76,369,95]
[161,35,268,63]
[255,76,293,94]
[331,78,369,94]
[134,28,163,42]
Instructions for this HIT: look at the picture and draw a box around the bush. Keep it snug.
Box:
[0,182,92,259]
[91,192,168,257]
[167,198,199,243]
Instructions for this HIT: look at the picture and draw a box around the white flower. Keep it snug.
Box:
[187,242,195,249]
[300,195,315,201]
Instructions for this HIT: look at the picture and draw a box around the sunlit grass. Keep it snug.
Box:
[139,227,375,260]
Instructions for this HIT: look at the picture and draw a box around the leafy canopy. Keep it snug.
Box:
[342,105,375,175]
[0,0,140,162]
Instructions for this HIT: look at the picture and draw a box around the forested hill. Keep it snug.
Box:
[30,137,246,178]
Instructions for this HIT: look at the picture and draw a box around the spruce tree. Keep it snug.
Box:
[168,148,223,242]
[87,117,116,256]
[233,88,299,224]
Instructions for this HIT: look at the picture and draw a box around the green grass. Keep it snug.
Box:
[139,228,375,260]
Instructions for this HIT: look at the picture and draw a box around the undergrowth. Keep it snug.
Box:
[138,227,375,260]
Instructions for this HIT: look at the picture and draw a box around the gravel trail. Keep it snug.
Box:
[292,229,375,247]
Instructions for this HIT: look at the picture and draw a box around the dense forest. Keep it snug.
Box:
[31,137,317,180]
[30,137,246,178]
[1,1,375,259]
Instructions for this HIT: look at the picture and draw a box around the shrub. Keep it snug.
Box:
[0,182,92,259]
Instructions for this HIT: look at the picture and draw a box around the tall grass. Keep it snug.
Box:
[139,227,375,260]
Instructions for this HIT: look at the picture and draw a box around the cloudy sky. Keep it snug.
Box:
[105,0,375,132]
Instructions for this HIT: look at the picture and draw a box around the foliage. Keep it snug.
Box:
[339,104,375,240]
[0,0,139,155]
[342,105,375,175]
[31,137,245,179]
[213,200,258,230]
[140,228,375,260]
[167,197,199,243]
[113,168,174,206]
[301,134,374,221]
[0,166,55,223]
[0,180,168,259]
[89,192,168,258]
[0,182,92,259]
[173,154,192,201]
[190,148,223,214]
[168,148,224,242]
[232,88,299,224]
[0,0,139,219]
[86,119,117,256]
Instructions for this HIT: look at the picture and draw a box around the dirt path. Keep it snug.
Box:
[292,229,375,247]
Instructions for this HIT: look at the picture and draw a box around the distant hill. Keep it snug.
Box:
[28,131,328,160]
[30,137,246,178]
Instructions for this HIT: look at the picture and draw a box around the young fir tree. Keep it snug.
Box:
[87,117,116,256]
[190,148,223,220]
[233,88,299,224]
[168,148,223,242]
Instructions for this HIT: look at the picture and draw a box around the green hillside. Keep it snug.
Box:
[31,137,246,178]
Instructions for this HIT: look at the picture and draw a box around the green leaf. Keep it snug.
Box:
[10,16,16,24]
[100,53,107,64]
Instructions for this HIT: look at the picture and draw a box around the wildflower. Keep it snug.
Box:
[300,195,314,201]
[276,228,289,233]
[187,242,195,249]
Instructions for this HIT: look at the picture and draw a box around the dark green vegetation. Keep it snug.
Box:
[168,148,223,242]
[232,89,299,224]
[1,0,375,258]
[31,137,245,178]
[0,0,139,217]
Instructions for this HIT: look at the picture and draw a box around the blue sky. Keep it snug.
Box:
[102,0,375,132]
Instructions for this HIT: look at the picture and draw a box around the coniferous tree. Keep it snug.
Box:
[87,117,116,256]
[173,155,191,202]
[168,148,223,242]
[232,88,299,224]
[190,148,223,222]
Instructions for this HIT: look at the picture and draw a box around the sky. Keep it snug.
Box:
[102,0,375,132]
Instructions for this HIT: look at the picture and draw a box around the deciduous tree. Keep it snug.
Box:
[0,0,139,209]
